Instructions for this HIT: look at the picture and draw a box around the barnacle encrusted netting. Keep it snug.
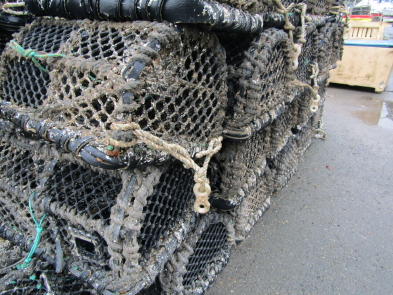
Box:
[233,115,314,241]
[317,21,345,75]
[0,19,227,169]
[271,120,313,192]
[220,13,341,141]
[159,212,235,295]
[295,22,318,85]
[212,126,270,209]
[218,89,313,201]
[234,168,273,240]
[213,87,314,236]
[215,0,335,14]
[224,28,294,133]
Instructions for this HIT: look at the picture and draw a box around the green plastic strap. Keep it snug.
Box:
[17,192,46,269]
[9,40,66,73]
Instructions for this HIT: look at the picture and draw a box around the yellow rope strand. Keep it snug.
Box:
[2,2,28,15]
[108,122,223,214]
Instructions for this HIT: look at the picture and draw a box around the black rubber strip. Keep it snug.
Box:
[24,0,264,34]
[147,0,165,21]
[210,196,238,210]
[122,61,145,81]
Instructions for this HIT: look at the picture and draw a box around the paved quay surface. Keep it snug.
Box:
[206,84,393,295]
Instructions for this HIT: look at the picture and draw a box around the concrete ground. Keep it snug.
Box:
[206,83,393,295]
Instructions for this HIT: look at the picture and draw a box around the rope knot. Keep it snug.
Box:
[24,49,37,59]
[108,122,223,214]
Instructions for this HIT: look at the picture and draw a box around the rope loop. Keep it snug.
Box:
[2,2,28,15]
[109,122,223,214]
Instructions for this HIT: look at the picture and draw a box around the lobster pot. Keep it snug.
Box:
[309,72,330,133]
[293,69,331,131]
[0,18,227,170]
[212,94,307,208]
[223,28,294,133]
[293,90,311,130]
[219,16,343,140]
[215,0,335,15]
[315,72,330,114]
[212,128,270,209]
[159,212,235,295]
[268,93,309,158]
[0,127,223,294]
[296,119,314,157]
[271,120,313,192]
[295,23,318,85]
[234,169,273,241]
[317,21,345,74]
[272,137,300,191]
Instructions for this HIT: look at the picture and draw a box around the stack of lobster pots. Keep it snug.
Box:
[0,0,345,294]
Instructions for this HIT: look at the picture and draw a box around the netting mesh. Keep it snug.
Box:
[317,22,344,74]
[272,137,299,191]
[20,22,74,53]
[0,141,42,191]
[0,140,47,241]
[137,162,195,259]
[295,23,318,84]
[269,103,299,158]
[239,185,271,226]
[305,0,335,15]
[218,34,253,69]
[215,128,269,205]
[296,118,313,155]
[234,170,272,239]
[332,22,345,65]
[2,60,50,108]
[182,222,228,286]
[224,28,293,129]
[46,162,123,226]
[73,27,126,61]
[271,119,313,191]
[159,213,235,295]
[216,33,253,116]
[0,190,37,240]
